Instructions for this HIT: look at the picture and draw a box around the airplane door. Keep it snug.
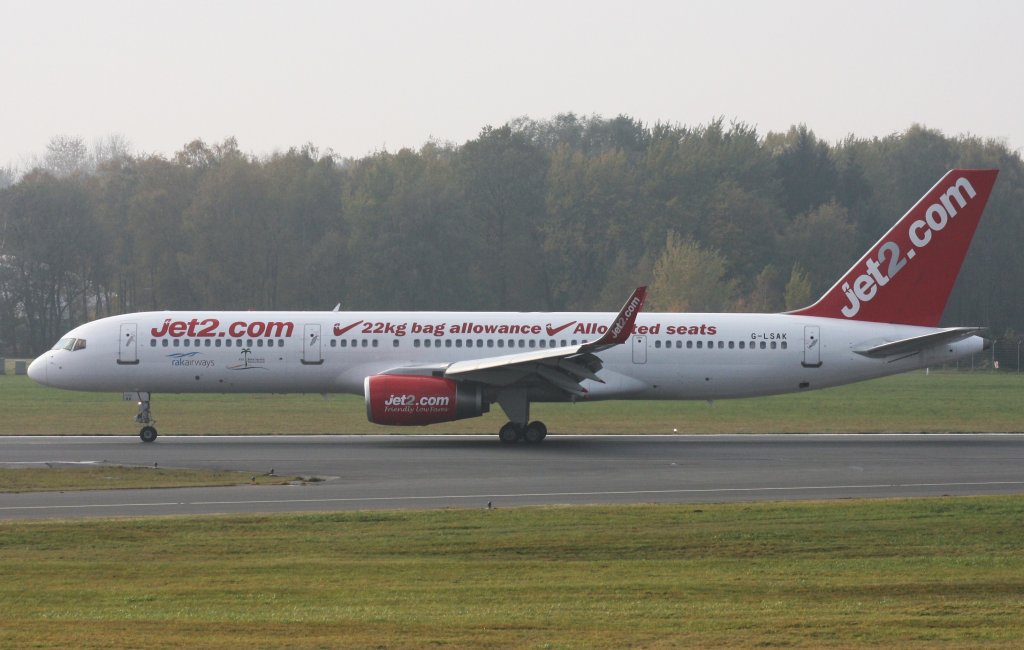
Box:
[632,334,647,364]
[118,323,139,365]
[802,325,822,368]
[302,323,324,365]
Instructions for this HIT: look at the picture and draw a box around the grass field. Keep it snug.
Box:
[2,368,1022,435]
[0,465,301,493]
[2,497,1023,648]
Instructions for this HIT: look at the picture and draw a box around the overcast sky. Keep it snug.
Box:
[2,0,1022,168]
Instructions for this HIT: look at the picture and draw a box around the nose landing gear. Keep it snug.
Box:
[126,391,158,442]
[139,424,158,443]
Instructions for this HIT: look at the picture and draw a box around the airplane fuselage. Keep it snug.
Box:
[31,309,983,401]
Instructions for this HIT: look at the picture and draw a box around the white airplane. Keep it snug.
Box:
[29,169,998,443]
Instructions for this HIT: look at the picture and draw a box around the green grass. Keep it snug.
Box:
[0,466,301,493]
[1,369,1022,435]
[1,497,1023,648]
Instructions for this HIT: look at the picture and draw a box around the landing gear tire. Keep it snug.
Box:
[140,426,158,443]
[499,422,522,443]
[523,421,547,444]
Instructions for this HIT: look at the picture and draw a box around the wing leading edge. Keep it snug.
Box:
[380,286,648,397]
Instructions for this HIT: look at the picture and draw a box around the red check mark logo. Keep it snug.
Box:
[545,321,576,337]
[333,320,363,336]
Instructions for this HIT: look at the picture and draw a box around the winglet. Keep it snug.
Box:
[587,286,647,349]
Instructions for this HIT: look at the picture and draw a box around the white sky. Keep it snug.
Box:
[1,0,1022,168]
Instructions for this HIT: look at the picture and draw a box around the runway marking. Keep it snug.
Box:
[4,480,1024,512]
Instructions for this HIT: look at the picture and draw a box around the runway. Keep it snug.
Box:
[2,434,1024,519]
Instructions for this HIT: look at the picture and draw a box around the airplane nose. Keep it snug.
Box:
[27,356,47,385]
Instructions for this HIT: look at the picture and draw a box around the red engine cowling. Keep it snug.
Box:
[364,375,489,426]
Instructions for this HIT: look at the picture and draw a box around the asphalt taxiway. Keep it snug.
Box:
[2,434,1023,519]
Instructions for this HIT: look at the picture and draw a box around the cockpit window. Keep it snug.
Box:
[51,338,86,351]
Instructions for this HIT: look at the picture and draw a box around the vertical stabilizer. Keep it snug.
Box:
[790,169,998,326]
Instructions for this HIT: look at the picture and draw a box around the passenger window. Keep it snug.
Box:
[696,341,703,349]
[392,340,399,348]
[771,341,777,349]
[728,341,734,349]
[687,340,693,349]
[760,341,766,349]
[150,340,156,348]
[781,341,788,350]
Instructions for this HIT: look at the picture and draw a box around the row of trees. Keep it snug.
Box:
[2,115,1023,357]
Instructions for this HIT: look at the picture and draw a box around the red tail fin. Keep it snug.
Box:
[790,169,998,326]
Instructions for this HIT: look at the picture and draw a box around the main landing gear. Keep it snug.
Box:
[498,420,547,444]
[133,395,158,443]
[495,389,548,444]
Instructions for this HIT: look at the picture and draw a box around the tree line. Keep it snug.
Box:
[2,116,1023,359]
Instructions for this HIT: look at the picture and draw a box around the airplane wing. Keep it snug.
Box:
[379,286,648,397]
[853,327,985,359]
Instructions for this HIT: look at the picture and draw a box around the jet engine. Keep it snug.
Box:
[364,375,488,425]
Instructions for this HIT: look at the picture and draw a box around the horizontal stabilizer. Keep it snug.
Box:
[853,327,985,358]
